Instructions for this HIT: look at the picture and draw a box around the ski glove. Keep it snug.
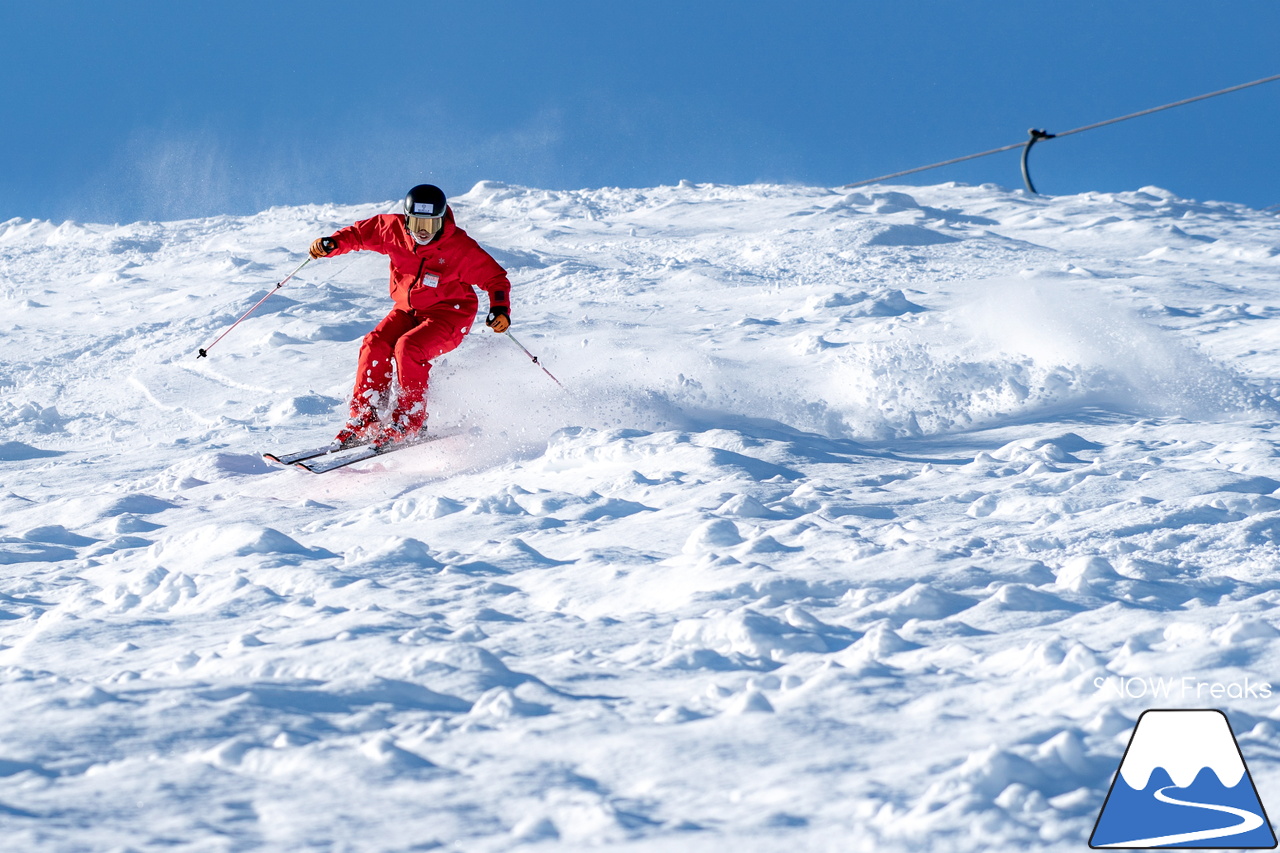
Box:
[486,310,510,334]
[309,237,337,259]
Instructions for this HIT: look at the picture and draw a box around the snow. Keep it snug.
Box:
[2,179,1280,849]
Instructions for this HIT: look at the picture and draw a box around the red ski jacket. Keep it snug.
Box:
[326,208,510,316]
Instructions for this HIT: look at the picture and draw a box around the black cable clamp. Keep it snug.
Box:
[1021,128,1057,195]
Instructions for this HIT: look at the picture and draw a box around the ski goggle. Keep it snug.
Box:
[406,214,444,236]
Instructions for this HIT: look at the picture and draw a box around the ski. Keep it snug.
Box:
[262,439,371,467]
[295,431,457,474]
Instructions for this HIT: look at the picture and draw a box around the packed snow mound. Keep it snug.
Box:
[4,180,1280,851]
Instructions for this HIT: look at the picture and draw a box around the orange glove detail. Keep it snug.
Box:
[486,310,510,333]
[309,237,336,259]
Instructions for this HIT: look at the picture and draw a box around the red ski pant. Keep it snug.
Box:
[350,301,476,420]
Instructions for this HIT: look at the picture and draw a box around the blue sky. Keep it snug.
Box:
[3,1,1278,224]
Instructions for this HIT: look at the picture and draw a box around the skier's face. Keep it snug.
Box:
[407,214,443,245]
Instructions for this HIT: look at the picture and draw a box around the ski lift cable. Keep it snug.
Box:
[842,72,1280,191]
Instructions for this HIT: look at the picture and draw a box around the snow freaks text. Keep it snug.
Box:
[1094,676,1273,701]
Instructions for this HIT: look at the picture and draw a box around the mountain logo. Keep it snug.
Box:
[1090,709,1276,849]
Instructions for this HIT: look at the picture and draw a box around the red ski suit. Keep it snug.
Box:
[326,209,510,427]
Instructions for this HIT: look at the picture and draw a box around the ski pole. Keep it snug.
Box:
[196,254,315,359]
[503,330,565,389]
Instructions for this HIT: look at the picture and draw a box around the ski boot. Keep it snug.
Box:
[375,399,427,448]
[331,408,381,450]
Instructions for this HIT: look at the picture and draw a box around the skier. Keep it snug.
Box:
[308,184,511,448]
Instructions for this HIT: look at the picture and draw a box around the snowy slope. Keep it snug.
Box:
[3,181,1280,851]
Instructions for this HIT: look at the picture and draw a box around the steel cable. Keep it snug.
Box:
[843,72,1280,190]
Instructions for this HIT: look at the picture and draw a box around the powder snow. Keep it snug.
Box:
[1,180,1279,850]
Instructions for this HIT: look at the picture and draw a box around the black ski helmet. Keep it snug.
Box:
[404,184,447,219]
